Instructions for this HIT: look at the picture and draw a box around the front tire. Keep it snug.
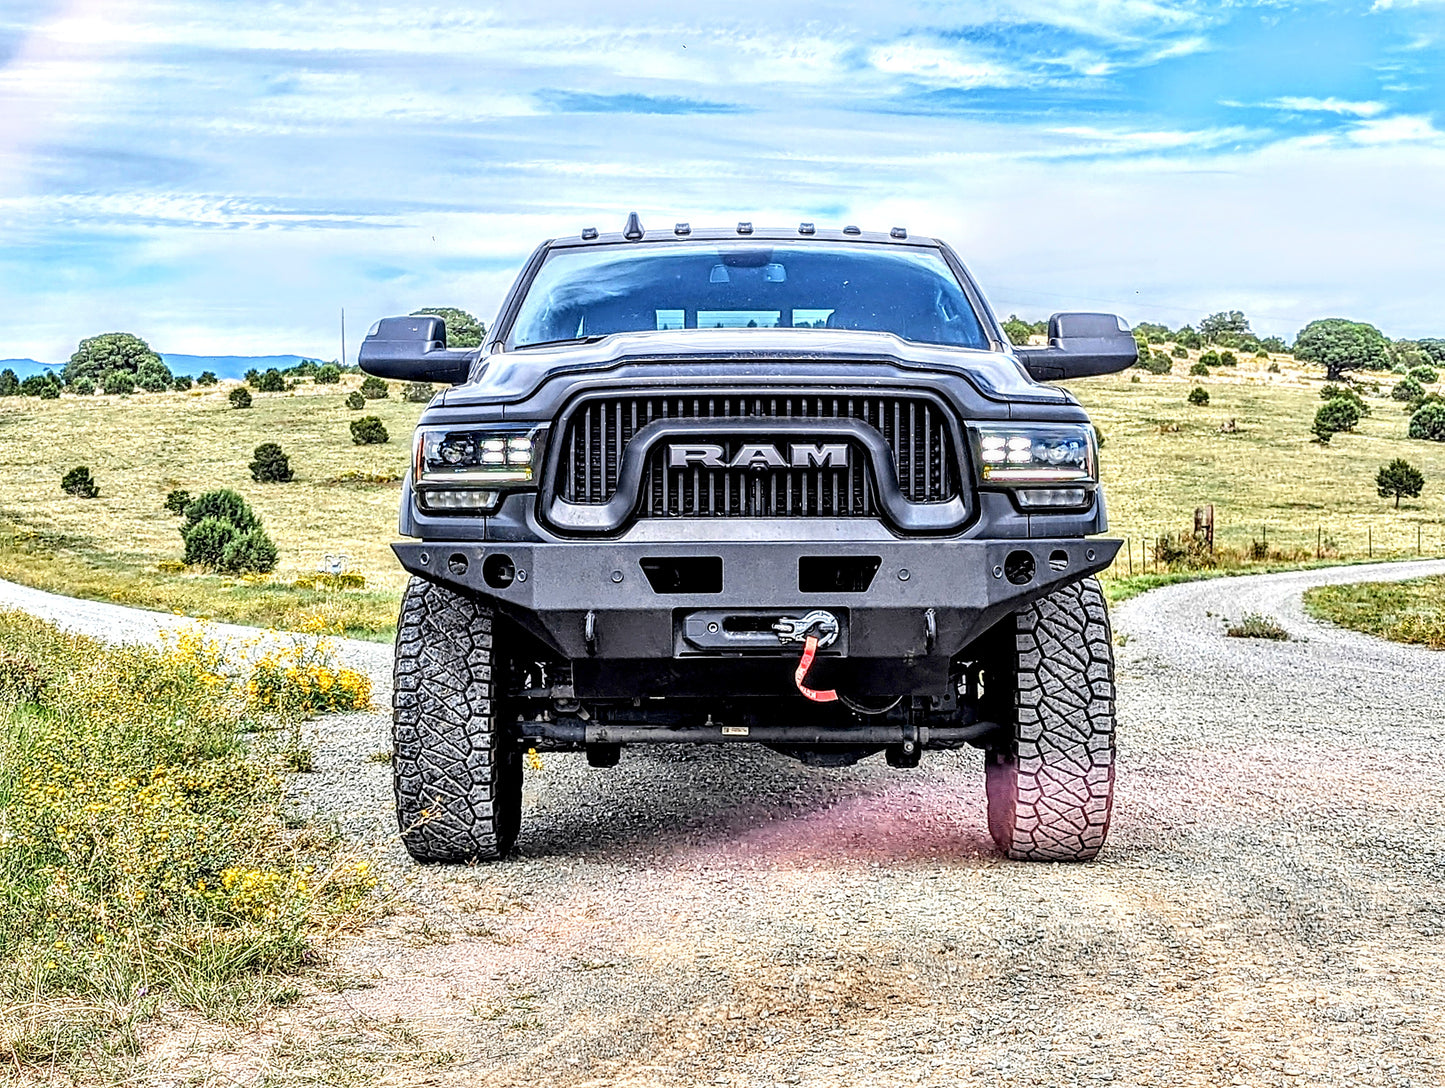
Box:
[393,576,522,862]
[985,576,1116,862]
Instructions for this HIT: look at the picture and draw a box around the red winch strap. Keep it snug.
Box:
[793,634,838,703]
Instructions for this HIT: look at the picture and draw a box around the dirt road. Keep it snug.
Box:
[4,562,1444,1087]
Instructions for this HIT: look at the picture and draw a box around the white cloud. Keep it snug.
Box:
[1267,96,1388,117]
[1349,114,1443,143]
[867,41,1025,89]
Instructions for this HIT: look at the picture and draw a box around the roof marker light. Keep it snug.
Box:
[581,227,598,240]
[737,221,753,234]
[890,226,908,239]
[798,222,815,235]
[842,225,861,235]
[623,211,644,240]
[674,222,691,235]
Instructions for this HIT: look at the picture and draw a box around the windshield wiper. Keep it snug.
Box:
[515,335,609,350]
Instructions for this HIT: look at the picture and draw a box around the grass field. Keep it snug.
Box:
[1302,575,1445,649]
[0,352,1442,636]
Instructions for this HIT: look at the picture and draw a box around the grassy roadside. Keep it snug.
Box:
[1100,555,1440,604]
[1302,575,1445,649]
[0,610,375,1073]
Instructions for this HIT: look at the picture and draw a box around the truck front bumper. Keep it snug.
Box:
[394,536,1119,697]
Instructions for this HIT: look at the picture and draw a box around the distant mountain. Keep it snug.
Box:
[0,358,63,378]
[161,354,322,381]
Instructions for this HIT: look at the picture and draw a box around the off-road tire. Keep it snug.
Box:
[985,576,1115,862]
[393,576,522,862]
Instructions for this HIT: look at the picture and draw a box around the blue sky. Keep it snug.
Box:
[1,0,1443,362]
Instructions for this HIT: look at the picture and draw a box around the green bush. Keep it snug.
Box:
[37,382,59,400]
[1376,458,1425,508]
[1392,377,1425,404]
[229,386,253,409]
[60,466,99,498]
[350,416,389,445]
[359,376,389,400]
[197,370,218,386]
[135,359,172,392]
[1171,344,1188,358]
[401,381,435,403]
[1225,613,1290,640]
[164,488,192,515]
[345,390,366,410]
[72,377,95,396]
[249,442,294,483]
[172,374,193,391]
[1189,361,1209,377]
[1218,350,1237,366]
[182,489,260,535]
[1409,401,1445,442]
[1143,354,1172,375]
[1199,349,1220,367]
[1187,386,1209,406]
[1268,362,1281,374]
[0,368,18,396]
[20,374,54,396]
[182,515,238,567]
[221,528,279,574]
[1408,364,1439,385]
[314,363,342,384]
[1319,383,1370,416]
[1312,397,1362,444]
[250,368,286,393]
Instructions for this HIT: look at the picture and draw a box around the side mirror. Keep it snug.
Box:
[1014,312,1138,382]
[358,315,476,384]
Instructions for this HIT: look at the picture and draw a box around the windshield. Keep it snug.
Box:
[508,241,990,350]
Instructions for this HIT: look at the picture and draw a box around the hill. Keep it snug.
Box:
[0,354,324,382]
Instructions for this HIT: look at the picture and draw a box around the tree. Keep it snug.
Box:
[350,416,389,444]
[359,376,389,399]
[314,363,342,384]
[1408,364,1439,385]
[1002,315,1034,344]
[197,371,218,386]
[61,466,99,498]
[1189,361,1209,376]
[135,359,173,392]
[1187,386,1209,406]
[1376,459,1424,508]
[1293,318,1391,381]
[249,442,294,483]
[63,332,165,388]
[250,368,286,393]
[411,307,485,348]
[172,374,193,391]
[1200,311,1250,343]
[179,489,275,573]
[0,369,18,396]
[345,390,365,410]
[1319,383,1370,417]
[1409,401,1445,441]
[1133,321,1170,343]
[164,489,192,515]
[1174,325,1202,349]
[1312,397,1362,443]
[402,381,436,403]
[229,386,252,409]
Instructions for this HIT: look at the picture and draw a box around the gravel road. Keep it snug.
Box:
[4,562,1445,1087]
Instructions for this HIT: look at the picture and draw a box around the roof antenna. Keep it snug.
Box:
[623,212,644,240]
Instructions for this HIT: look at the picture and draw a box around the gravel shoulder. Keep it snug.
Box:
[5,562,1445,1087]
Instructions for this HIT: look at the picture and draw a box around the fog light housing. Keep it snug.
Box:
[1014,487,1091,510]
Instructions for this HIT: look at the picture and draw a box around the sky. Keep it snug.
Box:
[1,0,1443,363]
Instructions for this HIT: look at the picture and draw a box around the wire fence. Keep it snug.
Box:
[1106,518,1445,578]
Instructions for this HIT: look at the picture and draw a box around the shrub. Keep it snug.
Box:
[38,382,60,400]
[72,377,95,396]
[1187,386,1210,406]
[1153,532,1215,569]
[60,466,99,498]
[1189,361,1209,377]
[345,391,366,410]
[247,638,371,716]
[250,368,286,393]
[0,649,45,704]
[1391,377,1424,403]
[182,489,260,535]
[1267,362,1281,374]
[1226,614,1290,640]
[1408,364,1439,385]
[249,442,294,483]
[1409,401,1445,442]
[173,374,193,391]
[360,376,389,399]
[135,359,172,392]
[1319,383,1370,416]
[1312,397,1362,443]
[1171,344,1189,359]
[244,368,259,383]
[1218,350,1237,366]
[1376,458,1425,507]
[1255,350,1269,358]
[0,368,18,396]
[350,416,389,445]
[197,370,218,386]
[401,381,435,403]
[1199,350,1220,367]
[182,515,239,568]
[221,528,279,574]
[229,386,253,409]
[314,363,342,384]
[164,488,192,515]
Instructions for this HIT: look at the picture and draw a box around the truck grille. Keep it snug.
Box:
[555,392,960,518]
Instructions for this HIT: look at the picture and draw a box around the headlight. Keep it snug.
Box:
[414,424,546,514]
[970,424,1097,486]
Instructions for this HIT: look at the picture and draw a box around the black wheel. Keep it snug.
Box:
[392,576,522,862]
[985,576,1116,862]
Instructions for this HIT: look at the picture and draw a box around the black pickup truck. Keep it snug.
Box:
[360,217,1136,864]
